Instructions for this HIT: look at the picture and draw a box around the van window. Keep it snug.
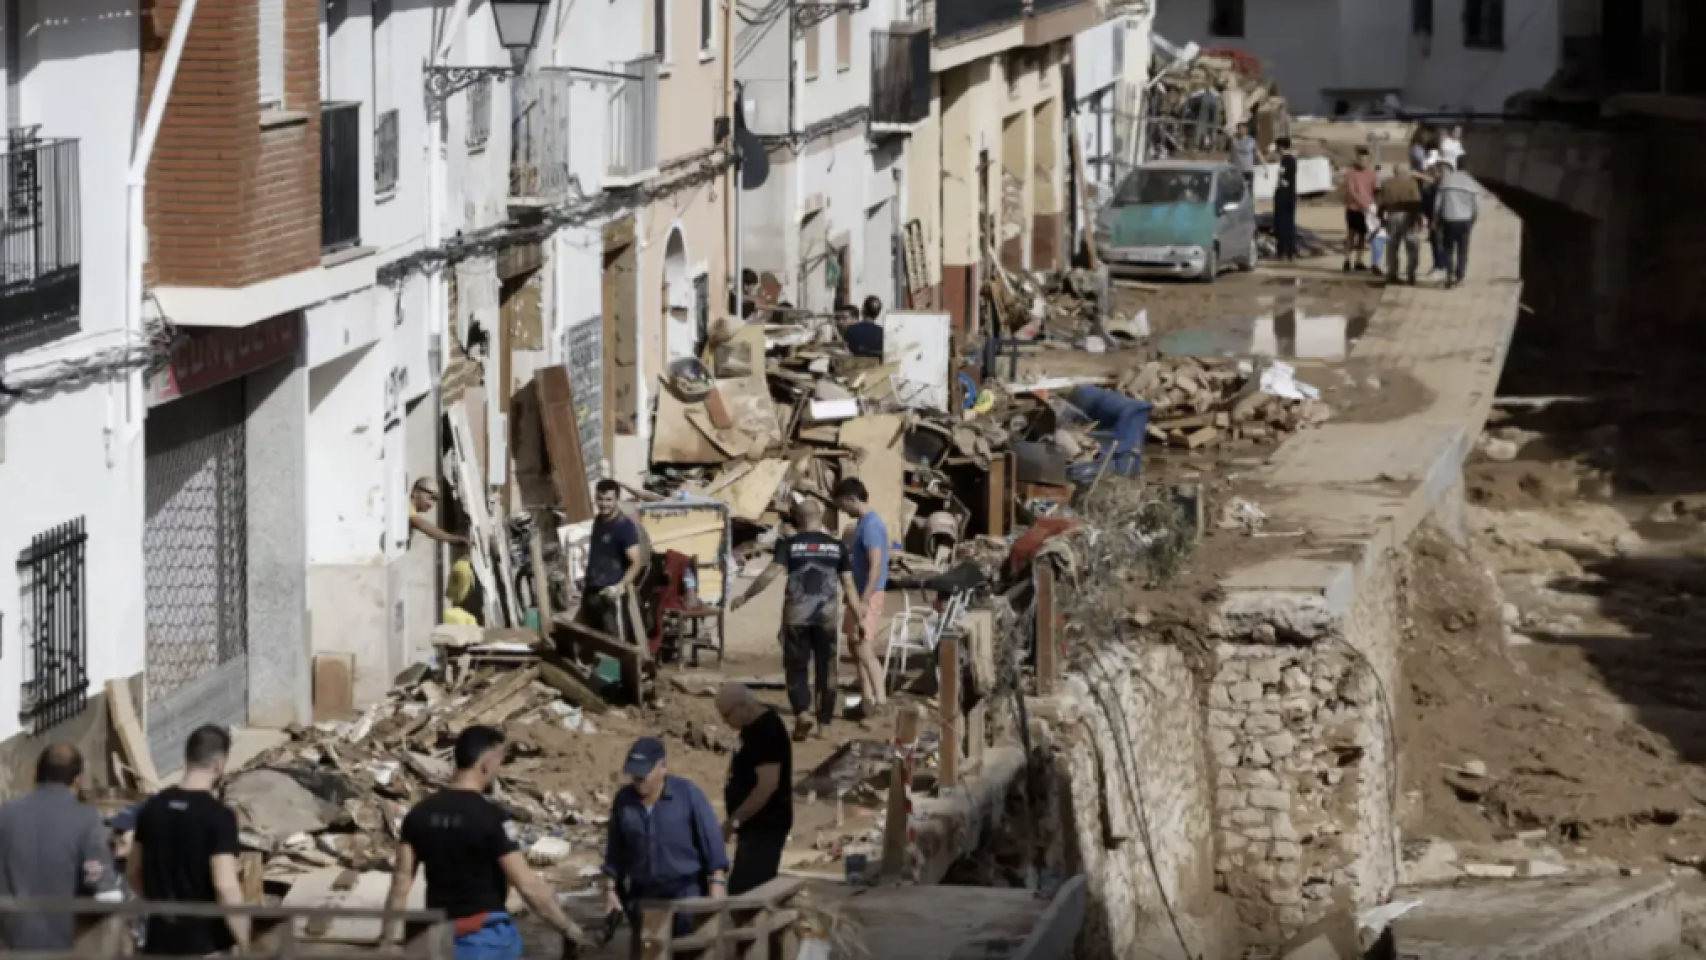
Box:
[1117,170,1214,206]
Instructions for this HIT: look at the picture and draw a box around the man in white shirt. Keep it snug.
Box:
[1439,125,1465,169]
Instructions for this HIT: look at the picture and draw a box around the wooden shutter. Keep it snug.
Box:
[804,21,820,80]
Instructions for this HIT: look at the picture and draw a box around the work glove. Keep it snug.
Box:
[601,908,624,945]
[601,585,625,600]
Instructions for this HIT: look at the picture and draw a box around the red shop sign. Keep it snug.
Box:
[148,312,302,406]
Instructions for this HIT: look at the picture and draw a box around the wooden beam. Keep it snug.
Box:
[537,366,595,523]
[551,613,646,704]
[938,631,961,790]
[880,706,922,882]
[104,680,157,791]
[1036,562,1059,694]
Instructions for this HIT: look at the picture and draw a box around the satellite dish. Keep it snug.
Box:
[734,84,769,190]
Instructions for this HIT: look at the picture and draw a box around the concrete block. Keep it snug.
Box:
[1391,876,1681,960]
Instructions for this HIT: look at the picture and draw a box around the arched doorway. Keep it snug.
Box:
[663,228,694,363]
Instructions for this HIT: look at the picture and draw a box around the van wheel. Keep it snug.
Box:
[1241,235,1259,271]
[1199,245,1219,283]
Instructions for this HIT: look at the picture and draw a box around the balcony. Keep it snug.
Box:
[0,130,80,357]
[873,25,932,129]
[320,102,362,254]
[607,55,661,187]
[935,0,1023,43]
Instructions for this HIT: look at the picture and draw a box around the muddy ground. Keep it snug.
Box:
[1399,313,1706,872]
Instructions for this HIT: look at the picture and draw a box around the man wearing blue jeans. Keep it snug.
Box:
[1433,157,1481,289]
[603,738,729,958]
[386,726,590,959]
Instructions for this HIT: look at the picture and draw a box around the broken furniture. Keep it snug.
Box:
[637,498,731,666]
[551,613,649,705]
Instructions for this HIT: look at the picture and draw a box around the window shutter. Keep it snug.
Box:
[259,0,285,106]
[836,10,851,71]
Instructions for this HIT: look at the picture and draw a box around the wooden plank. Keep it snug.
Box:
[986,452,1011,538]
[312,653,356,723]
[537,366,595,523]
[447,667,540,736]
[551,615,645,705]
[529,521,553,627]
[535,650,611,714]
[880,706,922,882]
[104,680,158,792]
[938,632,961,790]
[709,458,789,522]
[1036,563,1058,694]
[445,404,505,627]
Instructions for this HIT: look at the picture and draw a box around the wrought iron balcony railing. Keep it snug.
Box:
[0,129,80,357]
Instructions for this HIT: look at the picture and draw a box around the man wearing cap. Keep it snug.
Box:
[409,477,469,547]
[602,738,729,954]
[0,744,119,950]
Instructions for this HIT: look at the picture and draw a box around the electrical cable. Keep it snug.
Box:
[1080,642,1199,960]
[375,147,735,287]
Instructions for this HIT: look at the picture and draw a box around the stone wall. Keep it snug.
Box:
[1206,551,1405,945]
[1048,642,1219,959]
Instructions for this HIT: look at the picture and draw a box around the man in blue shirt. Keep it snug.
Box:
[832,477,889,715]
[602,738,728,954]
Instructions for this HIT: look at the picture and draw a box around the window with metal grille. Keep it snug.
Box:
[1209,0,1244,38]
[467,80,492,151]
[17,518,88,734]
[1413,0,1433,35]
[1464,0,1504,49]
[376,108,400,196]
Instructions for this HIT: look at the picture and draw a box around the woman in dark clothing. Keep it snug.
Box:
[1273,137,1299,262]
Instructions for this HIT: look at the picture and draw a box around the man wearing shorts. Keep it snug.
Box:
[1342,147,1380,273]
[833,478,889,716]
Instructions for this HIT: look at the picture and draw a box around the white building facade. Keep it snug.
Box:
[0,0,151,789]
[1154,0,1561,115]
[737,0,911,315]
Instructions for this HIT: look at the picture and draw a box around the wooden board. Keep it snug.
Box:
[311,653,356,723]
[104,680,158,791]
[708,458,788,522]
[838,414,908,549]
[536,367,594,523]
[444,403,505,627]
[551,614,646,705]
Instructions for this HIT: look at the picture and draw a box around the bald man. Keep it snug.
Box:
[732,499,861,740]
[0,745,118,950]
[714,684,792,894]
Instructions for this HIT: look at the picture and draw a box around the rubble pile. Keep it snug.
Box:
[228,654,616,888]
[1121,356,1332,450]
[1146,42,1292,158]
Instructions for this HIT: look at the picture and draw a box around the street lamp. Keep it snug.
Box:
[492,0,550,59]
[423,0,550,103]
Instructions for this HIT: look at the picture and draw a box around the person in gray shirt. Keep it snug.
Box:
[1229,122,1259,188]
[0,744,119,950]
[1433,156,1482,288]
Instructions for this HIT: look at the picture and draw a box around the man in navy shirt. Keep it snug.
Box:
[732,499,860,739]
[602,738,728,954]
[578,479,645,641]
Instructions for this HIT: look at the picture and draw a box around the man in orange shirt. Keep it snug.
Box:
[1341,147,1380,273]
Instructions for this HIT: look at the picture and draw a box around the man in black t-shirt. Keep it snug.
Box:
[577,479,645,642]
[732,499,860,739]
[385,726,588,958]
[127,725,247,956]
[715,683,793,895]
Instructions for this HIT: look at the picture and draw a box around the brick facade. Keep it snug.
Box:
[140,0,323,289]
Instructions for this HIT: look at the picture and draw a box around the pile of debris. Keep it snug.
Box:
[227,645,624,892]
[1146,39,1292,158]
[1121,356,1332,450]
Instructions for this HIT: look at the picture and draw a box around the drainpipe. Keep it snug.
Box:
[124,0,201,439]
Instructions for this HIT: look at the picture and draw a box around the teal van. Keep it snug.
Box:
[1095,161,1259,282]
